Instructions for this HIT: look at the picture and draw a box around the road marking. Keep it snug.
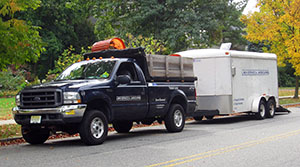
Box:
[146,129,300,167]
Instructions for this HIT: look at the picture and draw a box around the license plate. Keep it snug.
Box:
[30,115,42,124]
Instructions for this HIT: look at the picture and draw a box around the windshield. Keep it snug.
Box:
[56,60,116,80]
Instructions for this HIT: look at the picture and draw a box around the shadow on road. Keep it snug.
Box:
[22,129,168,147]
[189,112,290,125]
[21,112,291,147]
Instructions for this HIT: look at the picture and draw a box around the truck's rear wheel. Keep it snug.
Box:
[165,104,185,132]
[79,110,108,145]
[21,126,49,145]
[266,99,276,118]
[112,121,133,133]
[255,99,266,120]
[193,116,203,121]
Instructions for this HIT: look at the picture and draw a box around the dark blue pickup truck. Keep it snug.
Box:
[13,47,196,145]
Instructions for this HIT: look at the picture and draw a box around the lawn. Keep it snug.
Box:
[279,87,300,96]
[0,97,15,120]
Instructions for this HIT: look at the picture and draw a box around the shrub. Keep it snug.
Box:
[0,69,27,92]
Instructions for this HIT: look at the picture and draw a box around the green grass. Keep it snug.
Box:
[279,98,300,105]
[278,87,299,96]
[0,97,15,120]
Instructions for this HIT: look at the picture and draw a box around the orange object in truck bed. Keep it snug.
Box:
[91,38,126,52]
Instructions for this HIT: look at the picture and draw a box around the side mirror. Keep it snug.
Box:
[116,75,131,85]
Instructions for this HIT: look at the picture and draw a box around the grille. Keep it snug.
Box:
[21,89,62,109]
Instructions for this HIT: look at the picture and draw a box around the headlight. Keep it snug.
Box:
[15,94,20,106]
[63,92,81,104]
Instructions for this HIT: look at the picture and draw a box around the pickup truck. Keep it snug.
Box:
[12,47,196,145]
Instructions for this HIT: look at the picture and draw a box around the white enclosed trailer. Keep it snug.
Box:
[176,49,279,120]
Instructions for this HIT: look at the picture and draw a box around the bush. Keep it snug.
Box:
[278,64,295,87]
[0,69,27,92]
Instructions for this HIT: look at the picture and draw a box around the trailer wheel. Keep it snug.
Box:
[113,121,133,133]
[165,104,185,132]
[266,99,276,118]
[79,110,108,145]
[21,126,49,145]
[193,116,203,121]
[255,99,266,120]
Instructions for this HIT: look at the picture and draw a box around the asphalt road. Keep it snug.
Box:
[1,108,299,167]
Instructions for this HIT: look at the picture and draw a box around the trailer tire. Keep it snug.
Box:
[21,126,49,145]
[255,99,266,120]
[266,99,276,118]
[193,116,203,121]
[79,110,108,145]
[165,104,185,132]
[113,121,133,133]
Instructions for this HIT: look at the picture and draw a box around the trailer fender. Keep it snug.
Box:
[251,96,266,113]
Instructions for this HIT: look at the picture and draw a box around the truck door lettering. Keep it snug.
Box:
[116,95,142,101]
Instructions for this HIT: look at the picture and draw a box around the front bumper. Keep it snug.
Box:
[12,104,87,125]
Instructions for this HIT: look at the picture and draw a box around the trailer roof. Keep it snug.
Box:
[176,49,277,60]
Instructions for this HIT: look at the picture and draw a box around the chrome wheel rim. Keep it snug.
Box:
[269,103,275,116]
[259,103,266,117]
[174,110,183,127]
[90,117,104,139]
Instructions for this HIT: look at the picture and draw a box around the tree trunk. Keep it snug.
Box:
[294,76,299,99]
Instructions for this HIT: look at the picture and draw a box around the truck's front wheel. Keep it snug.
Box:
[21,126,49,145]
[113,121,133,133]
[79,110,108,145]
[165,104,185,132]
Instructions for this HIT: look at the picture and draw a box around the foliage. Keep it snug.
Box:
[241,0,300,75]
[278,63,295,87]
[47,46,85,80]
[0,0,44,70]
[94,0,247,52]
[124,34,169,54]
[21,0,97,79]
[0,69,27,91]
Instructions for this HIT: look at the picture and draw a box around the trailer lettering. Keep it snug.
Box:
[242,69,269,76]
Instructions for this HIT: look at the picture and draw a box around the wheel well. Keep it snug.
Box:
[170,96,187,114]
[86,99,110,121]
[261,97,267,103]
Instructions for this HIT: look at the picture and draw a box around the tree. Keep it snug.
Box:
[94,0,247,52]
[124,33,169,54]
[47,46,85,80]
[241,0,300,98]
[0,0,44,70]
[21,0,97,79]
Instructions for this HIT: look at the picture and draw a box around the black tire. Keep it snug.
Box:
[266,99,276,118]
[193,116,203,121]
[255,99,266,120]
[164,104,185,132]
[79,110,108,145]
[205,116,214,120]
[21,126,49,145]
[112,121,133,133]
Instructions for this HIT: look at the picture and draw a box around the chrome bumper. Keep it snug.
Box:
[12,104,87,118]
